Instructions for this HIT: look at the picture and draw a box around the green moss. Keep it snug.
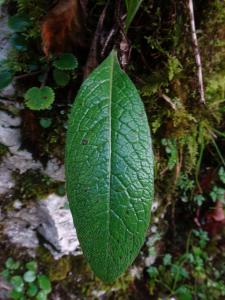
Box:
[36,246,134,299]
[67,255,133,299]
[49,257,71,282]
[12,170,59,202]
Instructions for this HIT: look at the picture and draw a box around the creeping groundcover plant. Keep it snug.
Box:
[65,50,154,282]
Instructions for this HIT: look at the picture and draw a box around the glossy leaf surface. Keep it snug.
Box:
[66,50,153,282]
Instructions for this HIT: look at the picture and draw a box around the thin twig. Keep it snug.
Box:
[14,71,41,81]
[40,67,50,88]
[188,0,205,104]
[0,95,17,101]
[116,0,131,70]
[84,1,110,78]
[159,92,177,110]
[101,26,117,57]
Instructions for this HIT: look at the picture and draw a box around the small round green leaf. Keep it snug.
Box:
[25,261,38,272]
[5,257,15,269]
[27,283,38,297]
[40,118,52,128]
[53,69,70,87]
[176,286,193,300]
[8,14,31,32]
[0,70,13,90]
[24,86,55,110]
[36,291,48,300]
[53,53,78,71]
[10,276,24,292]
[38,275,52,293]
[56,184,66,196]
[163,254,172,266]
[23,270,36,283]
[147,266,159,278]
[10,289,23,300]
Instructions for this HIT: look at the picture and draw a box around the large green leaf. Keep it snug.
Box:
[66,50,153,282]
[125,0,144,30]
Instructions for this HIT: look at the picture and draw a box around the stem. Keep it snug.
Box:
[185,230,193,254]
[0,95,17,102]
[188,0,205,104]
[213,128,225,139]
[159,92,177,110]
[84,0,110,78]
[14,71,41,81]
[101,26,117,57]
[40,67,50,88]
[195,128,204,193]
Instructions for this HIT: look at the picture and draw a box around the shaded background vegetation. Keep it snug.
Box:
[1,0,225,299]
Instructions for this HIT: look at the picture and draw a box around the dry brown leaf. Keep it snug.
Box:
[41,0,81,56]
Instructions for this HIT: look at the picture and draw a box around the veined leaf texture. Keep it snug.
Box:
[66,51,154,282]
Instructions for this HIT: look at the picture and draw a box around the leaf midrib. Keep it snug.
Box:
[106,51,115,272]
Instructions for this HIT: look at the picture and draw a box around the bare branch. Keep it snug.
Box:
[188,0,205,104]
[40,66,50,88]
[159,92,177,110]
[14,71,41,81]
[101,26,117,57]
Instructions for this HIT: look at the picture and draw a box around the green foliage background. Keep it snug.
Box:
[0,0,225,299]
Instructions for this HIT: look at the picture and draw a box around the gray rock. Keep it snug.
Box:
[2,194,80,258]
[0,164,14,194]
[0,111,21,149]
[0,277,11,300]
[13,200,23,210]
[4,218,39,249]
[0,7,12,61]
[0,111,41,195]
[3,150,42,174]
[0,110,64,196]
[0,7,78,260]
[3,206,40,255]
[38,194,80,258]
[44,158,65,182]
[0,6,15,97]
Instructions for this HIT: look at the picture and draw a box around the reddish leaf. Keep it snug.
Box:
[205,201,225,223]
[196,201,225,236]
[41,0,80,56]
